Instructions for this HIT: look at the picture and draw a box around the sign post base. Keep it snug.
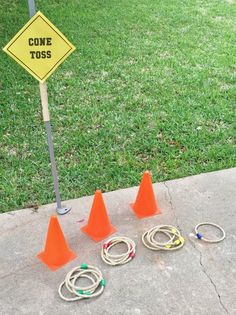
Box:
[56,206,71,215]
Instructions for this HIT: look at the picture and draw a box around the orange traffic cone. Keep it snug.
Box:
[130,171,161,218]
[81,190,117,242]
[37,216,76,271]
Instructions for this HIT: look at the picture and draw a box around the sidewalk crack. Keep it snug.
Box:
[163,182,230,314]
[189,240,230,315]
[163,182,180,229]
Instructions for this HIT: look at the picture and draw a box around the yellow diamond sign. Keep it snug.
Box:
[3,11,75,82]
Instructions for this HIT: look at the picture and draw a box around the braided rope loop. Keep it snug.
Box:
[142,225,185,251]
[101,236,136,266]
[194,222,225,243]
[58,264,105,302]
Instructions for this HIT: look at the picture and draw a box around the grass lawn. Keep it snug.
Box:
[0,0,235,212]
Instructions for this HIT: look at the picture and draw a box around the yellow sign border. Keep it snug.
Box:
[3,11,76,82]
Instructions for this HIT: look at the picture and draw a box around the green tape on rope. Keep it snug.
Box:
[100,279,106,287]
[77,289,84,294]
[58,264,105,302]
[80,263,88,269]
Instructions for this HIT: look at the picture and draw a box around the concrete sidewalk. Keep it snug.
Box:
[0,168,236,315]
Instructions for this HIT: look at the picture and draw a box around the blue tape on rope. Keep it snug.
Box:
[197,233,203,239]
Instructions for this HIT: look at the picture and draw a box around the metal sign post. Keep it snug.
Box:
[39,82,70,214]
[4,1,75,214]
[27,0,70,215]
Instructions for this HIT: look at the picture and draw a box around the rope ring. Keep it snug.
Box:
[58,264,105,302]
[142,225,185,251]
[194,222,226,243]
[101,236,136,266]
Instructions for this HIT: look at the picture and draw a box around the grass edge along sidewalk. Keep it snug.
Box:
[0,0,235,212]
